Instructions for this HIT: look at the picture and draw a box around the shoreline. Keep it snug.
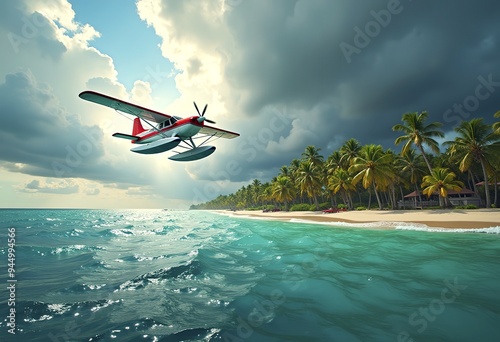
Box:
[213,209,500,230]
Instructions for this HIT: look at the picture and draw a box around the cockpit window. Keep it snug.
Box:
[159,117,180,129]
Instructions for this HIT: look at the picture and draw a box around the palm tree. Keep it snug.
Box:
[339,138,361,167]
[328,168,356,209]
[296,161,323,210]
[250,179,262,207]
[349,144,394,210]
[398,148,427,200]
[271,176,296,211]
[493,110,500,135]
[288,159,301,181]
[384,149,400,209]
[302,145,324,166]
[445,118,500,208]
[421,168,464,208]
[326,151,345,172]
[279,165,290,177]
[393,111,444,173]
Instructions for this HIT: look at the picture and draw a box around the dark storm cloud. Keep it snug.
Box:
[0,70,151,185]
[215,0,500,177]
[225,0,500,120]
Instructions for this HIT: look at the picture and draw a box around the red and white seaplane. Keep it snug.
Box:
[79,90,239,161]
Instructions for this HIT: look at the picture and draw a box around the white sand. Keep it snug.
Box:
[217,209,500,229]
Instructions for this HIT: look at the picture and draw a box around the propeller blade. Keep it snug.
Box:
[194,102,213,123]
[194,102,201,116]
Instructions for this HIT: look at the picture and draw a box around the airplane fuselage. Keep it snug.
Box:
[134,116,202,144]
[79,90,239,161]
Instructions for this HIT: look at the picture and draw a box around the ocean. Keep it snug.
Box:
[0,209,499,341]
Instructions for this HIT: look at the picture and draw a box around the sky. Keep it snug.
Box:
[1,0,499,209]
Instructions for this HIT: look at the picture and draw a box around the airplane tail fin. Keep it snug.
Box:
[132,117,146,135]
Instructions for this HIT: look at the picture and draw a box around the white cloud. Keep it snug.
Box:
[20,178,79,194]
[0,0,201,208]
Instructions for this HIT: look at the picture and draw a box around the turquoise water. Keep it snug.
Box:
[0,209,499,341]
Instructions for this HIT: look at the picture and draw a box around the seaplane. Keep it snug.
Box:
[79,90,239,161]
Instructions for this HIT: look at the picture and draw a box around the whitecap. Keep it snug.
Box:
[47,303,72,315]
[288,218,500,234]
[51,245,87,254]
[395,225,500,234]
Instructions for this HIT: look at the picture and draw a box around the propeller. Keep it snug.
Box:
[194,102,216,124]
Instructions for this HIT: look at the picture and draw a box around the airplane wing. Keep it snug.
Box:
[79,90,171,123]
[199,124,240,139]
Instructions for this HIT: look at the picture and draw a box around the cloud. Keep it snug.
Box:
[1,0,499,208]
[21,178,79,194]
[85,187,100,196]
[0,70,107,179]
[136,0,500,188]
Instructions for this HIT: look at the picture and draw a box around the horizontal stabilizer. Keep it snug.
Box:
[112,132,140,141]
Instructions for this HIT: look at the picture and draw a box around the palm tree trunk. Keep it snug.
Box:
[480,158,491,208]
[373,183,383,210]
[413,184,420,204]
[391,185,397,209]
[418,144,433,174]
[312,195,318,210]
[469,170,479,197]
[348,193,353,210]
[494,173,498,207]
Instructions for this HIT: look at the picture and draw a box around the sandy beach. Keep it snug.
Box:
[218,209,500,230]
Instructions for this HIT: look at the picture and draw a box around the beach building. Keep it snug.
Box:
[398,188,481,209]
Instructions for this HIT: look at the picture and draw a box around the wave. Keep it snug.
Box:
[286,218,500,234]
[115,260,202,291]
[61,283,107,293]
[395,225,500,234]
[159,327,221,341]
[51,244,103,254]
[20,299,121,323]
[87,320,220,341]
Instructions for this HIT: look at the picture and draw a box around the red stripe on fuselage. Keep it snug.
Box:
[133,116,203,144]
